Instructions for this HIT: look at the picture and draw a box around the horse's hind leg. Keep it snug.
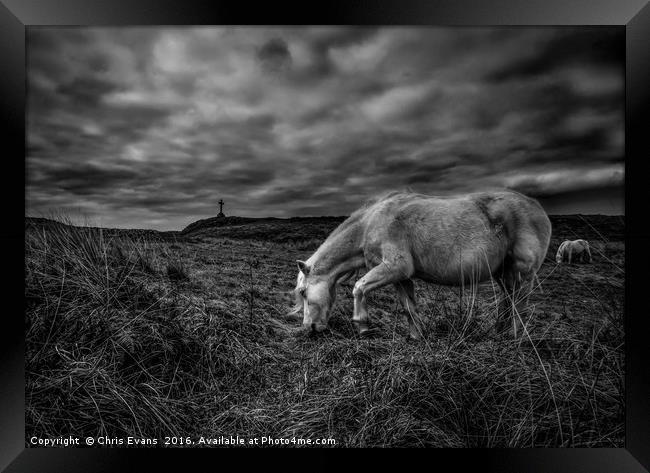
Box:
[495,277,514,334]
[496,244,538,339]
[496,272,535,338]
[394,279,420,340]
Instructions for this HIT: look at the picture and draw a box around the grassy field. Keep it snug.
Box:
[25,213,624,447]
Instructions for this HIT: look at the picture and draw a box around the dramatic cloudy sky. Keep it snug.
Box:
[27,27,624,230]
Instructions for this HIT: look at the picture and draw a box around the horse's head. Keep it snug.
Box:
[290,260,337,333]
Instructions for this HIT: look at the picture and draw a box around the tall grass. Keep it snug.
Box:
[26,221,208,439]
[25,218,624,447]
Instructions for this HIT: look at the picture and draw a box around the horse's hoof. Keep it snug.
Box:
[353,321,370,335]
[358,327,377,338]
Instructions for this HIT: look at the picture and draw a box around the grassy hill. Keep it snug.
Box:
[24,214,624,447]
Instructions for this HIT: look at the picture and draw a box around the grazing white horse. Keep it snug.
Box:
[556,239,592,264]
[291,190,551,339]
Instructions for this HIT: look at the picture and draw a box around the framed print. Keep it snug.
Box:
[2,0,650,471]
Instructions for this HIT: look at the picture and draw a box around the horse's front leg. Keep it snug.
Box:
[352,286,370,334]
[352,256,413,336]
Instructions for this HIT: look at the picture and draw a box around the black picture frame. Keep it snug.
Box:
[2,1,649,471]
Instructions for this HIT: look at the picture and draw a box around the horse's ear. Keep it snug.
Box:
[296,260,310,275]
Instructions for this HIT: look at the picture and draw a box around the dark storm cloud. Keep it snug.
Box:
[297,27,378,79]
[36,163,139,196]
[55,75,122,106]
[257,37,292,72]
[485,28,624,83]
[26,27,624,230]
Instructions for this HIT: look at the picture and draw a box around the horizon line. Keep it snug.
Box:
[25,212,626,233]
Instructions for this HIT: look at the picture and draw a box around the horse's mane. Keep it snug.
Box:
[357,189,412,211]
[324,190,410,240]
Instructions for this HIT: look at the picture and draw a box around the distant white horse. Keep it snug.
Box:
[291,190,552,339]
[556,239,592,264]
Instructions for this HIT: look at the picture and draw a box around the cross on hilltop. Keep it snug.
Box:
[217,199,226,218]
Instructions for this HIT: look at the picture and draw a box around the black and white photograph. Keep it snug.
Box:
[25,26,625,448]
